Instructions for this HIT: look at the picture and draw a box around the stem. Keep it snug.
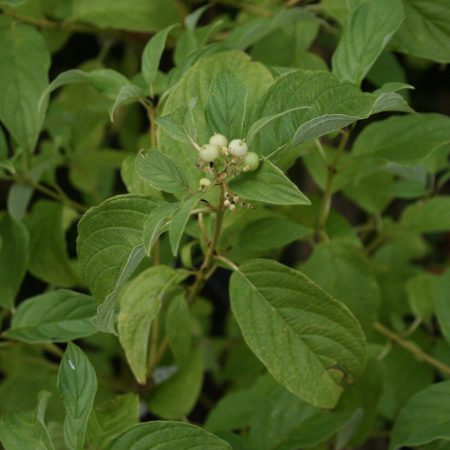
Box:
[147,318,160,375]
[374,321,450,377]
[1,8,101,34]
[4,174,88,213]
[316,130,351,240]
[187,184,226,304]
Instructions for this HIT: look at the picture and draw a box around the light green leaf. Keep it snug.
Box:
[398,196,450,233]
[229,259,367,408]
[332,0,404,86]
[87,394,139,450]
[118,266,188,384]
[135,149,189,194]
[143,202,179,256]
[390,381,450,449]
[70,0,181,32]
[205,70,247,139]
[436,270,450,345]
[108,421,231,450]
[155,112,193,146]
[6,290,96,343]
[121,155,162,197]
[0,213,28,309]
[302,241,380,331]
[110,84,144,121]
[353,113,450,164]
[58,343,97,450]
[250,70,410,160]
[142,24,178,95]
[393,0,450,63]
[0,19,50,152]
[148,345,203,419]
[0,391,54,450]
[77,194,156,303]
[159,50,273,185]
[166,294,192,364]
[26,200,80,287]
[228,160,310,206]
[169,194,201,256]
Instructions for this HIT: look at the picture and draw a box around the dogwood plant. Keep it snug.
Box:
[0,0,449,449]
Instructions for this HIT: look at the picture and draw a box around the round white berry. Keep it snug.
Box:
[199,144,219,162]
[242,151,260,171]
[209,133,228,147]
[228,139,248,157]
[199,178,212,189]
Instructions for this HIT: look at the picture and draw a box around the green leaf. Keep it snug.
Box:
[0,213,28,309]
[353,113,450,165]
[142,24,178,95]
[169,194,201,256]
[250,70,410,160]
[406,272,437,321]
[398,196,450,233]
[26,201,80,287]
[148,345,204,419]
[393,0,450,63]
[87,394,139,450]
[435,270,450,345]
[228,160,310,206]
[0,19,50,152]
[302,241,380,331]
[70,0,181,32]
[143,202,179,256]
[155,112,193,146]
[205,70,247,139]
[108,421,231,450]
[229,259,367,408]
[77,194,156,303]
[166,294,192,364]
[58,343,97,450]
[6,290,97,343]
[135,150,189,194]
[0,391,54,450]
[390,381,450,449]
[159,50,273,185]
[109,84,144,121]
[332,0,404,86]
[118,266,188,384]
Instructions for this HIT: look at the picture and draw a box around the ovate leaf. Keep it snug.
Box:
[108,421,231,450]
[229,259,367,408]
[147,346,203,419]
[135,150,189,194]
[353,113,450,165]
[0,19,50,152]
[26,201,80,287]
[390,381,450,449]
[117,266,188,384]
[58,343,97,450]
[142,24,178,95]
[332,0,404,86]
[0,213,28,309]
[435,269,450,345]
[70,0,181,32]
[228,160,310,206]
[205,70,247,138]
[6,290,97,343]
[393,0,450,63]
[0,391,54,450]
[166,294,192,364]
[87,394,139,449]
[169,194,201,256]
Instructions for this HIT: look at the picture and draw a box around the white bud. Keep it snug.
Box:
[209,133,228,147]
[229,204,236,212]
[199,178,211,189]
[224,199,231,208]
[228,139,248,157]
[199,144,220,162]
